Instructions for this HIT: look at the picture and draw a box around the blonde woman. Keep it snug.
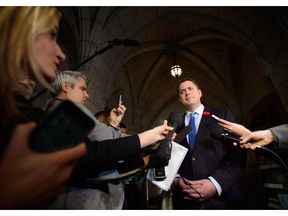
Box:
[0,7,87,209]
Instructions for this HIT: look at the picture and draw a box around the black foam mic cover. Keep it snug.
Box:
[174,125,192,143]
[149,111,183,168]
[166,111,183,140]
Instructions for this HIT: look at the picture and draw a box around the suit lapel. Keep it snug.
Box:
[193,107,213,150]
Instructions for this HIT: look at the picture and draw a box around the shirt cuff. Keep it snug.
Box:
[208,176,222,196]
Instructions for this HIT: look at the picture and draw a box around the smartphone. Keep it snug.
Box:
[211,114,220,121]
[118,95,122,105]
[153,167,167,181]
[29,100,95,153]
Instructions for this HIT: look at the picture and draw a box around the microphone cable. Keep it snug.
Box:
[180,176,205,209]
[219,132,288,169]
[255,145,288,169]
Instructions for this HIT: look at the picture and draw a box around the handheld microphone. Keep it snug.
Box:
[108,39,140,46]
[222,133,245,144]
[210,128,288,169]
[149,111,183,168]
[210,128,261,148]
[165,111,184,141]
[174,125,192,143]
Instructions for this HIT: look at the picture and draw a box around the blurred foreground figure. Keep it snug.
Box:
[0,7,87,209]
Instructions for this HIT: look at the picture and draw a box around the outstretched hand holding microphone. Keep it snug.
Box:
[210,115,288,169]
[149,111,184,168]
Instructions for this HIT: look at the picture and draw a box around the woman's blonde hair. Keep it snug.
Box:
[0,6,61,120]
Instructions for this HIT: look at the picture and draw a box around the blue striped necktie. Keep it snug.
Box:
[188,112,197,150]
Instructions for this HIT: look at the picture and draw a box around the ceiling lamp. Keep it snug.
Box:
[171,52,182,77]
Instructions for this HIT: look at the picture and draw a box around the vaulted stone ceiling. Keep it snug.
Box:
[34,6,288,133]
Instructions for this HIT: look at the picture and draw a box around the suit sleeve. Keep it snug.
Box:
[270,124,288,150]
[85,135,141,165]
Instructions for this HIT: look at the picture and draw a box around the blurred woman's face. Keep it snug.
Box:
[32,26,66,82]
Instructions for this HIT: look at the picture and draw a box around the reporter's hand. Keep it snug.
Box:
[240,129,274,150]
[138,120,174,148]
[0,122,87,209]
[217,118,251,136]
[171,132,177,141]
[109,103,126,128]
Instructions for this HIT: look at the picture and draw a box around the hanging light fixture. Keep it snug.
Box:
[171,52,182,77]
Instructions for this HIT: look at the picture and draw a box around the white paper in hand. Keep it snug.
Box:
[146,141,188,191]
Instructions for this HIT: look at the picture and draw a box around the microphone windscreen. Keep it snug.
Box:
[108,39,122,45]
[149,111,183,168]
[174,125,192,143]
[168,111,183,128]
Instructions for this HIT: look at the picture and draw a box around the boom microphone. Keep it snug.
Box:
[149,111,183,168]
[108,39,140,46]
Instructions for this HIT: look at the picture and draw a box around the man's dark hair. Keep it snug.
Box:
[176,78,200,96]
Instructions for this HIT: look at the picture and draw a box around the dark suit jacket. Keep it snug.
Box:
[172,106,246,209]
[270,124,288,150]
[264,125,288,169]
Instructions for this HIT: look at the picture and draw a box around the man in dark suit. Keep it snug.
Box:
[171,78,246,209]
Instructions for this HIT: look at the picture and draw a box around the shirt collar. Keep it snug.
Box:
[185,104,204,118]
